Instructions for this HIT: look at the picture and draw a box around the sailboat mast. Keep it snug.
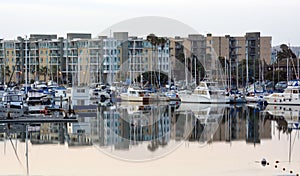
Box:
[246,46,249,87]
[25,36,28,94]
[287,57,289,82]
[194,56,196,84]
[184,49,187,87]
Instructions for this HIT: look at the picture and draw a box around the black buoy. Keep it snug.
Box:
[261,158,267,167]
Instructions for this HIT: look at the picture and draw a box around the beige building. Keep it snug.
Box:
[206,32,272,63]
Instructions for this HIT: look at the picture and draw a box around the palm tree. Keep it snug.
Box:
[147,34,159,86]
[277,44,298,80]
[157,37,167,87]
[277,44,296,61]
[0,66,11,84]
[39,66,48,81]
[5,66,11,84]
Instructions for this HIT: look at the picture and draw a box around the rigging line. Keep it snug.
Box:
[291,129,299,152]
[8,135,23,166]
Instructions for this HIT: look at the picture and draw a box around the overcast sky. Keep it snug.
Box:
[1,0,299,46]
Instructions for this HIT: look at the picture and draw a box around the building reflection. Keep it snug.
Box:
[0,103,289,150]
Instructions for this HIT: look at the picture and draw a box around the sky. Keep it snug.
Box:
[0,0,299,46]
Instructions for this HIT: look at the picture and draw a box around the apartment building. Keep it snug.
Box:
[206,32,272,87]
[0,32,271,87]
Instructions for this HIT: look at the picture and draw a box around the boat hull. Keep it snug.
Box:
[179,93,230,104]
[120,94,150,102]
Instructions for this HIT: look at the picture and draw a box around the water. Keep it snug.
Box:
[0,102,300,176]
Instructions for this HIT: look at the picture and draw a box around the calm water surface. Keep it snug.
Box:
[0,102,300,176]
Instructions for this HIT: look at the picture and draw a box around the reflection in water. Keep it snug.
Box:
[1,103,272,152]
[1,102,300,173]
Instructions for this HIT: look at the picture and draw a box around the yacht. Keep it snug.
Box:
[26,91,53,114]
[263,84,300,105]
[165,90,181,101]
[89,85,111,102]
[120,86,152,102]
[51,86,68,101]
[0,84,6,100]
[178,81,230,104]
[0,91,28,119]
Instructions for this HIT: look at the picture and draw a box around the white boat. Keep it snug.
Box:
[26,91,54,114]
[149,92,170,101]
[120,86,152,102]
[89,86,111,101]
[264,85,300,105]
[178,81,230,104]
[245,94,265,103]
[0,91,28,119]
[165,90,181,101]
[51,86,68,101]
[0,85,6,100]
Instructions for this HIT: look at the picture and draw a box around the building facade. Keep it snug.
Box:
[0,32,271,87]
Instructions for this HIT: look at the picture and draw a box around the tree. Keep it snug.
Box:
[0,66,11,84]
[5,66,11,84]
[39,66,48,81]
[146,34,159,86]
[276,44,298,80]
[157,37,167,86]
[277,44,296,61]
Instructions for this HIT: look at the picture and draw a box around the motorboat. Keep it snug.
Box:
[178,81,230,103]
[264,84,300,105]
[120,86,152,102]
[0,91,28,119]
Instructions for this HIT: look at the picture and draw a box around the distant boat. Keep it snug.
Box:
[245,82,268,103]
[89,85,111,102]
[264,83,300,105]
[165,90,181,101]
[0,91,28,119]
[0,84,6,99]
[50,86,68,101]
[178,81,230,104]
[120,86,151,102]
